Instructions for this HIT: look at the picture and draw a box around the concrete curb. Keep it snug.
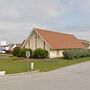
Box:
[6,70,40,76]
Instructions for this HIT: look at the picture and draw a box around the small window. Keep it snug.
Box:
[43,41,45,49]
[57,50,59,56]
[34,33,37,49]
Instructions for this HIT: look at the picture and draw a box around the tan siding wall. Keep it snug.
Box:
[30,32,35,50]
[25,32,35,50]
[37,35,50,54]
[89,46,90,49]
[38,35,43,49]
[25,42,29,48]
[50,50,63,58]
[25,31,50,52]
[37,36,50,50]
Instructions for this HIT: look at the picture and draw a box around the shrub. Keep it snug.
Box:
[13,47,20,56]
[18,48,26,57]
[18,48,32,58]
[87,49,90,56]
[63,49,90,59]
[13,47,32,58]
[33,48,49,59]
[63,50,75,59]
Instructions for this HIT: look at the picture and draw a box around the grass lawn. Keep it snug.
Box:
[0,54,90,74]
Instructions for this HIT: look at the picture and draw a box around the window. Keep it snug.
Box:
[57,50,59,56]
[29,40,30,49]
[43,41,45,49]
[34,33,37,49]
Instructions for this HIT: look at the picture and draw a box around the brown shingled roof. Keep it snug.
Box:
[34,28,84,49]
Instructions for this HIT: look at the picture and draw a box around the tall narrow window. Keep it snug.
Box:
[57,50,59,56]
[29,40,30,49]
[34,33,37,49]
[43,41,45,49]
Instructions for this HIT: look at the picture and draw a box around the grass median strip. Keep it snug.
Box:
[0,54,90,74]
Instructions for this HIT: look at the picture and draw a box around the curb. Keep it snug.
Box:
[5,70,40,76]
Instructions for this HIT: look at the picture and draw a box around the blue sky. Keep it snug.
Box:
[0,0,90,43]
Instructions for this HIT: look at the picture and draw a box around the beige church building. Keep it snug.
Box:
[21,28,84,58]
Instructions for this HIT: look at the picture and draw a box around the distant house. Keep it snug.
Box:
[0,40,21,53]
[21,28,84,58]
[9,43,21,51]
[0,41,7,53]
[80,39,90,49]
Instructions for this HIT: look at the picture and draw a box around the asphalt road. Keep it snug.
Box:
[0,62,90,90]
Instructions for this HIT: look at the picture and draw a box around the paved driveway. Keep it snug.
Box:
[0,62,90,90]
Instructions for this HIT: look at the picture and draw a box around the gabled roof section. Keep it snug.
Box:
[80,39,90,45]
[34,28,84,49]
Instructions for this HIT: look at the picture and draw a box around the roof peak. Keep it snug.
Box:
[33,28,73,36]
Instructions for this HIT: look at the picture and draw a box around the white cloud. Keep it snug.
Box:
[0,0,64,43]
[72,31,90,41]
[0,0,63,21]
[62,0,90,15]
[0,0,89,43]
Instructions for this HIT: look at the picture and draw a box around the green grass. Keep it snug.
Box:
[0,54,90,74]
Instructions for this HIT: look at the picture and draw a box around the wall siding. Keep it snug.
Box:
[50,50,63,58]
[25,31,50,51]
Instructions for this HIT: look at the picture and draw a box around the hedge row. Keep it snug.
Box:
[13,47,48,59]
[63,49,90,59]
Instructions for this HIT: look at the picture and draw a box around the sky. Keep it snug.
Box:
[0,0,90,44]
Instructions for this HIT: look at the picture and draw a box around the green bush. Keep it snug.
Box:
[13,47,32,58]
[87,49,90,56]
[63,49,90,59]
[33,48,49,59]
[13,47,20,56]
[18,48,26,57]
[18,48,32,58]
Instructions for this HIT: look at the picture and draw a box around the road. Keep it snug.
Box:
[0,62,90,90]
